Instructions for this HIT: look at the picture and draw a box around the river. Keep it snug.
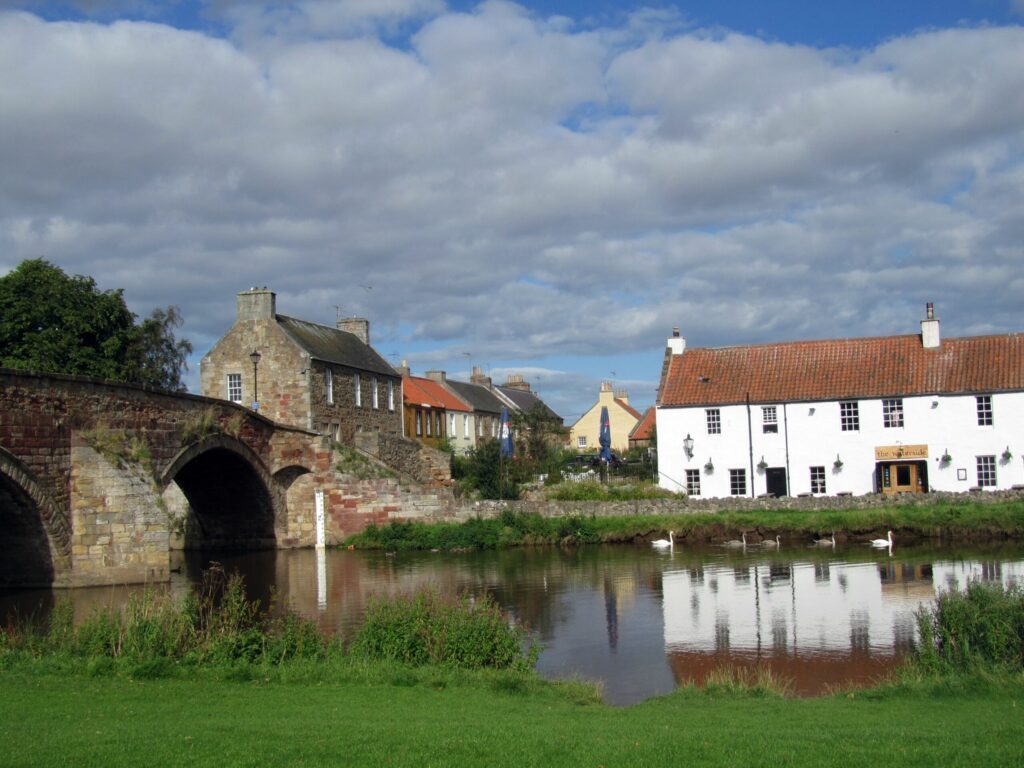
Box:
[3,541,1022,705]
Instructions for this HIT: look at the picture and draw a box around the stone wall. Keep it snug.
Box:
[308,360,402,445]
[355,430,453,488]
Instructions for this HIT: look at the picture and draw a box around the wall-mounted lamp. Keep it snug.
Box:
[931,399,939,409]
[808,407,816,415]
[683,433,694,459]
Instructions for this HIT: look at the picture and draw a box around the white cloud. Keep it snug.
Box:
[1,4,1022,417]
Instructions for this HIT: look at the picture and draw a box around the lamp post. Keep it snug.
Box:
[250,349,261,411]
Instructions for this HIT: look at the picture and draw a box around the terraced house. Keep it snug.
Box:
[656,304,1024,499]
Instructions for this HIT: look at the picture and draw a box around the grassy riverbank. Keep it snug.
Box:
[1,663,1022,767]
[346,499,1024,550]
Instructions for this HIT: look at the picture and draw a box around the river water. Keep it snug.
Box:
[4,541,1023,705]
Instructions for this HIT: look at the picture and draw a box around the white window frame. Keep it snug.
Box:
[415,411,422,436]
[729,468,746,496]
[840,401,859,432]
[449,413,456,436]
[463,414,469,439]
[882,398,904,429]
[425,409,432,436]
[227,373,242,404]
[977,455,996,487]
[577,435,587,449]
[388,380,395,411]
[762,405,778,434]
[976,395,993,426]
[325,368,334,405]
[354,373,361,407]
[810,466,826,494]
[372,377,379,409]
[706,408,721,435]
[685,469,701,496]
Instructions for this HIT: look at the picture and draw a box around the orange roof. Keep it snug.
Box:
[629,407,656,440]
[402,376,472,411]
[659,333,1024,407]
[614,398,643,420]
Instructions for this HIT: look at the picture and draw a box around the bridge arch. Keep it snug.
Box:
[160,435,278,550]
[0,447,69,587]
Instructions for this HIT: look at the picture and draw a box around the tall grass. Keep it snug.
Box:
[915,581,1024,673]
[350,590,538,671]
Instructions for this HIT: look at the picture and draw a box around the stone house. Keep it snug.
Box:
[200,288,403,444]
[656,303,1024,499]
[441,371,506,449]
[568,381,642,453]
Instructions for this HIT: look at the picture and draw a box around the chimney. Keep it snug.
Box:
[425,370,446,382]
[921,302,940,349]
[399,358,411,378]
[470,365,492,387]
[504,374,531,392]
[667,326,686,356]
[615,389,629,404]
[338,316,369,345]
[236,288,276,321]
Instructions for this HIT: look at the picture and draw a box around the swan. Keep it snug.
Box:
[761,535,781,548]
[723,532,747,548]
[651,530,675,549]
[870,530,894,548]
[813,532,836,547]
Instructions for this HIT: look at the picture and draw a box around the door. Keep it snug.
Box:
[882,462,921,494]
[765,467,788,497]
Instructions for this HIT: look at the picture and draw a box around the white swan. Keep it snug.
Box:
[870,530,894,548]
[761,535,781,548]
[723,532,747,548]
[813,532,836,547]
[652,530,675,549]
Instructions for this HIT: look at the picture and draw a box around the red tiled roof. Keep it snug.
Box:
[629,407,656,440]
[614,398,643,420]
[402,376,472,411]
[659,333,1024,407]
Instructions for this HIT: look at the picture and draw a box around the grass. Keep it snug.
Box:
[346,499,1024,550]
[0,666,1021,767]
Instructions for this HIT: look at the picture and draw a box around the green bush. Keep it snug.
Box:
[915,582,1024,673]
[351,590,537,671]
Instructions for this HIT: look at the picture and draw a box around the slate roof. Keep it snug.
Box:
[403,376,472,411]
[276,315,398,378]
[445,379,506,415]
[659,333,1024,408]
[629,407,656,440]
[496,385,562,423]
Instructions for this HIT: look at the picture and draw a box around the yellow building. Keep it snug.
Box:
[569,382,642,453]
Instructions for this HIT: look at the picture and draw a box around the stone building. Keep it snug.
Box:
[200,288,403,444]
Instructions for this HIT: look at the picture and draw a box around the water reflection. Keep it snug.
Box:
[2,543,1022,705]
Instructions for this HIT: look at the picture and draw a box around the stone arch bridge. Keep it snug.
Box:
[0,370,452,588]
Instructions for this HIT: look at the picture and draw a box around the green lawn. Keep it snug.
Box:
[2,670,1022,767]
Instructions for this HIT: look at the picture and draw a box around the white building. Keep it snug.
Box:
[656,304,1024,498]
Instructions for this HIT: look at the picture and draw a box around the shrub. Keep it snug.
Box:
[915,581,1024,673]
[351,590,537,671]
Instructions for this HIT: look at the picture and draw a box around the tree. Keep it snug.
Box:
[0,259,192,391]
[510,402,567,463]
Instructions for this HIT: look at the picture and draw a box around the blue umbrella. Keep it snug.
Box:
[599,405,612,463]
[499,406,514,458]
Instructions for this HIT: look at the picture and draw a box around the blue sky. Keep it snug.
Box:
[1,1,1022,424]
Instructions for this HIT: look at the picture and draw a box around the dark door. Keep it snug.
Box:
[766,468,788,497]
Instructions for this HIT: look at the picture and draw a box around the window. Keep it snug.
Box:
[449,413,456,436]
[577,435,587,449]
[977,455,996,487]
[388,380,395,411]
[425,410,432,436]
[706,408,721,435]
[463,415,469,439]
[686,469,701,496]
[729,468,746,496]
[354,373,361,407]
[227,373,242,403]
[435,412,441,436]
[810,466,826,494]
[492,420,497,438]
[977,395,993,426]
[325,368,334,405]
[762,406,778,434]
[477,419,483,437]
[882,398,904,428]
[840,401,859,431]
[372,377,379,409]
[415,411,422,436]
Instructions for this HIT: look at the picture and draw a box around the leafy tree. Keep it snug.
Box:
[0,259,191,391]
[510,402,567,463]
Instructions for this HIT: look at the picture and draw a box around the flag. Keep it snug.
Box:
[499,406,514,458]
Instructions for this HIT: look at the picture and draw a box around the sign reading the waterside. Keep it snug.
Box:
[875,444,929,460]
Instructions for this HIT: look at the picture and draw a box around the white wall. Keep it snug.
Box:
[657,391,1024,498]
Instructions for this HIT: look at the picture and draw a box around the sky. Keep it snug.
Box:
[1,1,1022,427]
